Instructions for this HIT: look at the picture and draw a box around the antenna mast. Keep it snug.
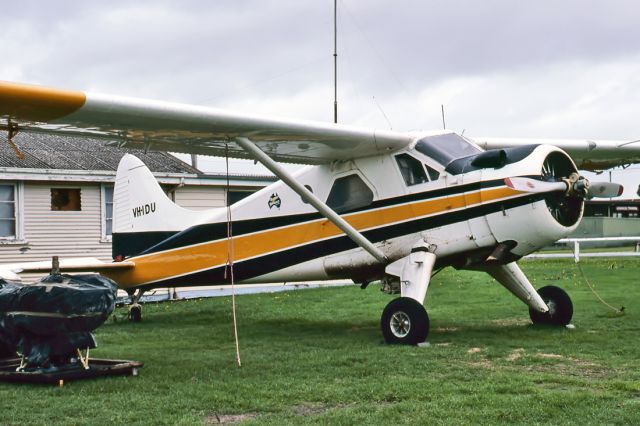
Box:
[333,0,338,123]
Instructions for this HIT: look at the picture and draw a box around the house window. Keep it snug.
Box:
[326,174,374,213]
[0,184,17,239]
[51,188,81,211]
[102,185,114,238]
[227,190,255,206]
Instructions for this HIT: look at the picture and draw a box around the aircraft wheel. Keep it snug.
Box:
[381,297,429,345]
[128,304,142,322]
[529,285,573,326]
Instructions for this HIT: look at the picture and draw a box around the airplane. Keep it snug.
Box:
[1,80,639,345]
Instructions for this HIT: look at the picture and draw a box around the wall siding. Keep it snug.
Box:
[173,186,226,210]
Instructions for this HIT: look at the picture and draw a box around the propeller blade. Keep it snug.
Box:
[587,182,624,198]
[504,177,567,193]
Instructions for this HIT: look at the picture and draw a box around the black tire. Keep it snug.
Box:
[529,285,573,326]
[129,304,142,322]
[381,297,429,345]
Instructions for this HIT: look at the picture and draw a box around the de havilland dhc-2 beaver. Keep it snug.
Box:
[1,80,640,344]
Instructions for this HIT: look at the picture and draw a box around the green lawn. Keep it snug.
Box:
[1,258,639,425]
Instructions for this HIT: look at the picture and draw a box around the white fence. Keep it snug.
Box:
[526,236,640,261]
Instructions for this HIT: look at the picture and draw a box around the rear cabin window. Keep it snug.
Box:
[326,174,373,213]
[395,154,428,186]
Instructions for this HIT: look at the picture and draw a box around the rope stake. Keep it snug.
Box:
[576,262,625,314]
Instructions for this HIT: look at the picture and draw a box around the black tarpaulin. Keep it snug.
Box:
[0,274,117,370]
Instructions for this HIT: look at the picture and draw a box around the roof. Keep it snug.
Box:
[0,132,199,174]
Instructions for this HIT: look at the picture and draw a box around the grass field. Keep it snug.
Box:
[1,258,639,425]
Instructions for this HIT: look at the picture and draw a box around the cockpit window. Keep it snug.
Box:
[395,153,428,186]
[326,174,374,213]
[415,133,482,166]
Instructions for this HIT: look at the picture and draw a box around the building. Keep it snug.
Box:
[584,199,640,218]
[0,132,274,266]
[567,199,640,241]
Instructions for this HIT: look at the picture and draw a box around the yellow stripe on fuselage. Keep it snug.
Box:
[0,81,86,122]
[106,186,523,288]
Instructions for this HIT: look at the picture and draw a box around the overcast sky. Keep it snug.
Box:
[2,0,640,197]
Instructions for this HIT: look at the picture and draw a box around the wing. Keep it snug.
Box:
[0,81,413,165]
[474,137,640,171]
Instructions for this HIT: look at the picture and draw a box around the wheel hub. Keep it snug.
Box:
[547,299,557,316]
[390,311,411,338]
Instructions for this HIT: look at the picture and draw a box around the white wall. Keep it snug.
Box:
[172,186,226,210]
[0,182,112,264]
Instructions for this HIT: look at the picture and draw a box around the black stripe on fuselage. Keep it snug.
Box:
[138,192,542,289]
[116,178,507,258]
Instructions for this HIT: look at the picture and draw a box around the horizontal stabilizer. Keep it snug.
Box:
[0,257,134,280]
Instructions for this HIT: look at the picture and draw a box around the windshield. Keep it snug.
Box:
[414,133,481,166]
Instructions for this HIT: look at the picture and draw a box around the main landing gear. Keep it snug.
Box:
[381,297,429,345]
[380,241,436,345]
[529,285,573,326]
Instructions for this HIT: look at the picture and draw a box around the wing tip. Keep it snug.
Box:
[0,80,86,122]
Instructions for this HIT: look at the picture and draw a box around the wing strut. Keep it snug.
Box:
[235,136,388,263]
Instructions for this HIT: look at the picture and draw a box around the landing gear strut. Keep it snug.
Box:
[127,289,145,322]
[529,285,573,326]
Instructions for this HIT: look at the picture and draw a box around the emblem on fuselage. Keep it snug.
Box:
[268,193,281,209]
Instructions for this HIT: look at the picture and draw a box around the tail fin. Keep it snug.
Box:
[112,154,208,259]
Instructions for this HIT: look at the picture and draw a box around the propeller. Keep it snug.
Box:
[587,181,624,198]
[505,176,624,199]
[504,177,567,194]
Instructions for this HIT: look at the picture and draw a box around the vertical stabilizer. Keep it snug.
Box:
[112,154,209,258]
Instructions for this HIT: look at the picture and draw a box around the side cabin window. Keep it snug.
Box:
[395,153,429,186]
[425,164,440,181]
[326,174,374,213]
[395,153,441,186]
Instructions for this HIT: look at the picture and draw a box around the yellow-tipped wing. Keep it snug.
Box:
[3,81,640,169]
[0,81,413,165]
